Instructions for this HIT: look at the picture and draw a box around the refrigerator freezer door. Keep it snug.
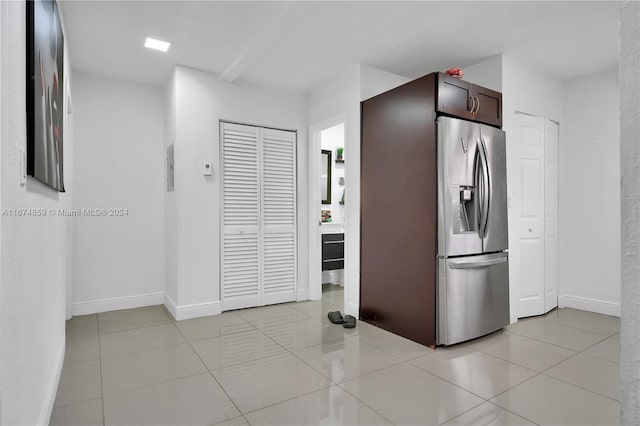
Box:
[480,125,509,253]
[437,117,483,257]
[437,252,510,345]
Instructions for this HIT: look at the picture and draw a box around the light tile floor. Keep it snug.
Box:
[51,286,621,425]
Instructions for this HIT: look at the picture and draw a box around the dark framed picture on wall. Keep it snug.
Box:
[26,0,66,192]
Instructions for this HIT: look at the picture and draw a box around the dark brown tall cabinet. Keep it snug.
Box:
[360,72,502,348]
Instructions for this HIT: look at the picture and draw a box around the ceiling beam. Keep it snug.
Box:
[219,1,316,83]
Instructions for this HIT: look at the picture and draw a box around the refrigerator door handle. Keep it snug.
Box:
[475,139,490,238]
[480,138,491,237]
[448,256,507,269]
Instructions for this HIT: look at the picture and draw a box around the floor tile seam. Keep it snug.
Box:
[101,370,212,400]
[97,310,172,326]
[61,355,102,367]
[258,326,353,352]
[430,345,541,374]
[579,350,620,364]
[536,317,613,337]
[406,357,523,402]
[98,319,175,336]
[538,371,621,403]
[180,323,266,343]
[536,345,605,375]
[352,332,439,361]
[98,321,181,341]
[202,347,298,373]
[331,383,399,426]
[50,397,105,421]
[468,343,576,373]
[96,313,106,426]
[66,324,99,334]
[502,330,593,352]
[247,321,297,355]
[251,316,323,334]
[285,302,318,317]
[288,342,406,386]
[435,399,491,426]
[576,333,617,354]
[99,340,188,361]
[102,360,209,398]
[285,342,343,382]
[438,399,542,426]
[171,319,246,423]
[485,369,543,402]
[222,310,257,326]
[291,335,405,364]
[235,381,334,417]
[287,332,363,352]
[542,316,620,336]
[52,391,104,410]
[65,329,100,341]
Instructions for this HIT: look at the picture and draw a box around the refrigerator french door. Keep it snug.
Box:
[437,116,510,345]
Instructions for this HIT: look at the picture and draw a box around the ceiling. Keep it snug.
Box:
[60,1,620,93]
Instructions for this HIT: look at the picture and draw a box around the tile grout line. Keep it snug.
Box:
[537,372,621,403]
[503,328,608,352]
[438,398,542,426]
[227,295,379,422]
[96,318,106,426]
[171,319,250,425]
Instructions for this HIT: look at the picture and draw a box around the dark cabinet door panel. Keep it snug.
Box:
[360,73,437,348]
[323,259,344,271]
[437,73,472,120]
[473,86,502,127]
[322,242,344,260]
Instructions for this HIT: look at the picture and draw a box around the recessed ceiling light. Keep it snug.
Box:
[144,37,171,52]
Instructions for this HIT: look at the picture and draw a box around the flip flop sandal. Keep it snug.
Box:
[343,315,356,329]
[328,311,344,324]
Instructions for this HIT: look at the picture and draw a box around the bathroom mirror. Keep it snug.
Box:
[321,149,332,204]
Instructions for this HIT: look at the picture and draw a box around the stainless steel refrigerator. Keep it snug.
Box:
[437,116,510,346]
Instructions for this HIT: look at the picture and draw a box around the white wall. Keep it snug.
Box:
[320,123,345,224]
[167,65,308,319]
[501,54,566,323]
[164,70,178,306]
[71,73,165,315]
[0,1,72,423]
[462,55,502,92]
[560,67,620,315]
[619,1,640,423]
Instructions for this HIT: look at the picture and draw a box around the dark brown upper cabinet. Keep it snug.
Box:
[436,73,502,128]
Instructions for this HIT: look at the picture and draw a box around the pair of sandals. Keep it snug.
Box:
[328,311,356,328]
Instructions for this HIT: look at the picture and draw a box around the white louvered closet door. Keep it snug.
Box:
[261,128,297,305]
[221,122,297,311]
[221,123,261,310]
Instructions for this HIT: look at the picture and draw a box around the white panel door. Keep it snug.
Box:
[221,122,261,310]
[544,120,559,312]
[517,115,546,318]
[261,128,297,305]
[221,123,297,311]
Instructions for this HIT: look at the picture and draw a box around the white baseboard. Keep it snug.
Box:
[164,294,178,319]
[296,289,310,302]
[72,292,165,316]
[558,295,621,317]
[39,335,65,426]
[164,295,222,321]
[345,301,359,318]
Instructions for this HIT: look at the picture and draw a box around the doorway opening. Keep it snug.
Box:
[308,114,347,310]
